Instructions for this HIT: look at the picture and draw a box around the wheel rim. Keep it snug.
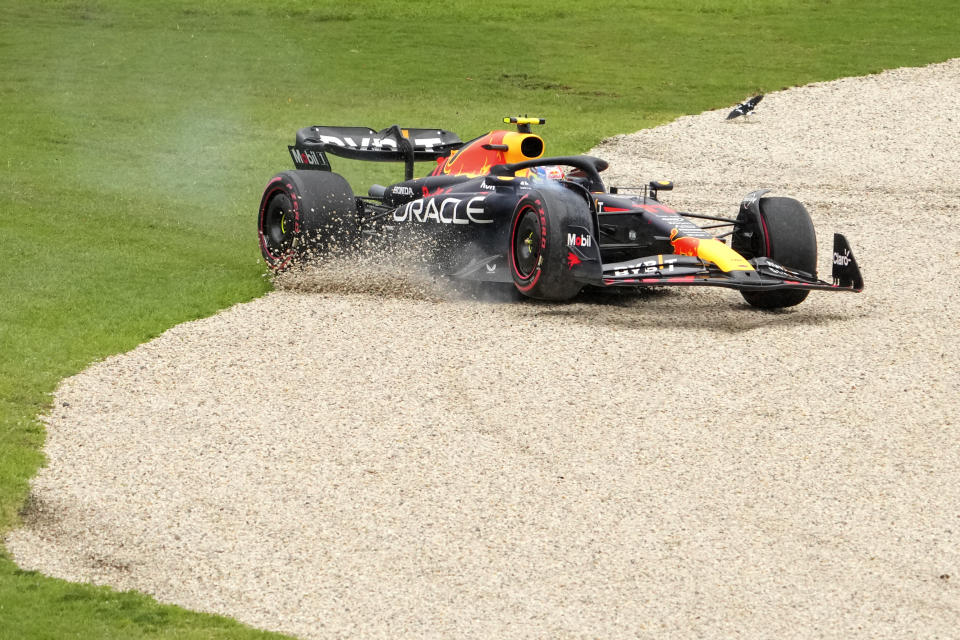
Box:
[512,206,542,278]
[262,192,294,256]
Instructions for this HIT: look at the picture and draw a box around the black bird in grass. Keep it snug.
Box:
[726,94,763,120]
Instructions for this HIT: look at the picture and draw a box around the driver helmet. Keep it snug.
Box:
[529,165,566,181]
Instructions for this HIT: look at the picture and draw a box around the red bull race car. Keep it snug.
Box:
[257,117,863,308]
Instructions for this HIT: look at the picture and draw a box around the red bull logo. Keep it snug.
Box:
[432,130,544,177]
[668,228,755,272]
[669,228,700,257]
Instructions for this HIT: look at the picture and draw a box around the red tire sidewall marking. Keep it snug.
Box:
[759,210,771,257]
[258,178,301,269]
[510,197,547,292]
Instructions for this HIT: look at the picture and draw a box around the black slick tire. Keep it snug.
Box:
[508,187,589,301]
[257,170,358,270]
[732,196,817,309]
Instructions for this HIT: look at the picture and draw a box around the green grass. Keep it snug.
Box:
[1,0,957,636]
[0,561,288,639]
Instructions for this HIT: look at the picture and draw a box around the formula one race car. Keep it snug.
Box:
[258,117,863,308]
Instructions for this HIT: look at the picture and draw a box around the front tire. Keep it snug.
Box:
[732,196,817,309]
[508,187,590,301]
[257,170,358,270]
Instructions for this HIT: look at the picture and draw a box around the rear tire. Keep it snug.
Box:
[257,170,358,270]
[732,196,816,309]
[509,187,590,301]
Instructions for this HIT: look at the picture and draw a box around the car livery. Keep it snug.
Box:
[258,116,863,308]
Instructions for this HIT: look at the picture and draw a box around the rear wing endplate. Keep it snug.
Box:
[290,125,463,179]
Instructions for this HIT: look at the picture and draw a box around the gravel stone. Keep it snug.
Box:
[7,59,960,639]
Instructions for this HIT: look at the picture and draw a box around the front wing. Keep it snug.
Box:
[570,233,864,294]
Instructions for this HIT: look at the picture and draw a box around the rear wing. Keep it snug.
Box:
[290,125,463,179]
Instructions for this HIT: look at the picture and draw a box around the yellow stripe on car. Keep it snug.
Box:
[696,238,754,272]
